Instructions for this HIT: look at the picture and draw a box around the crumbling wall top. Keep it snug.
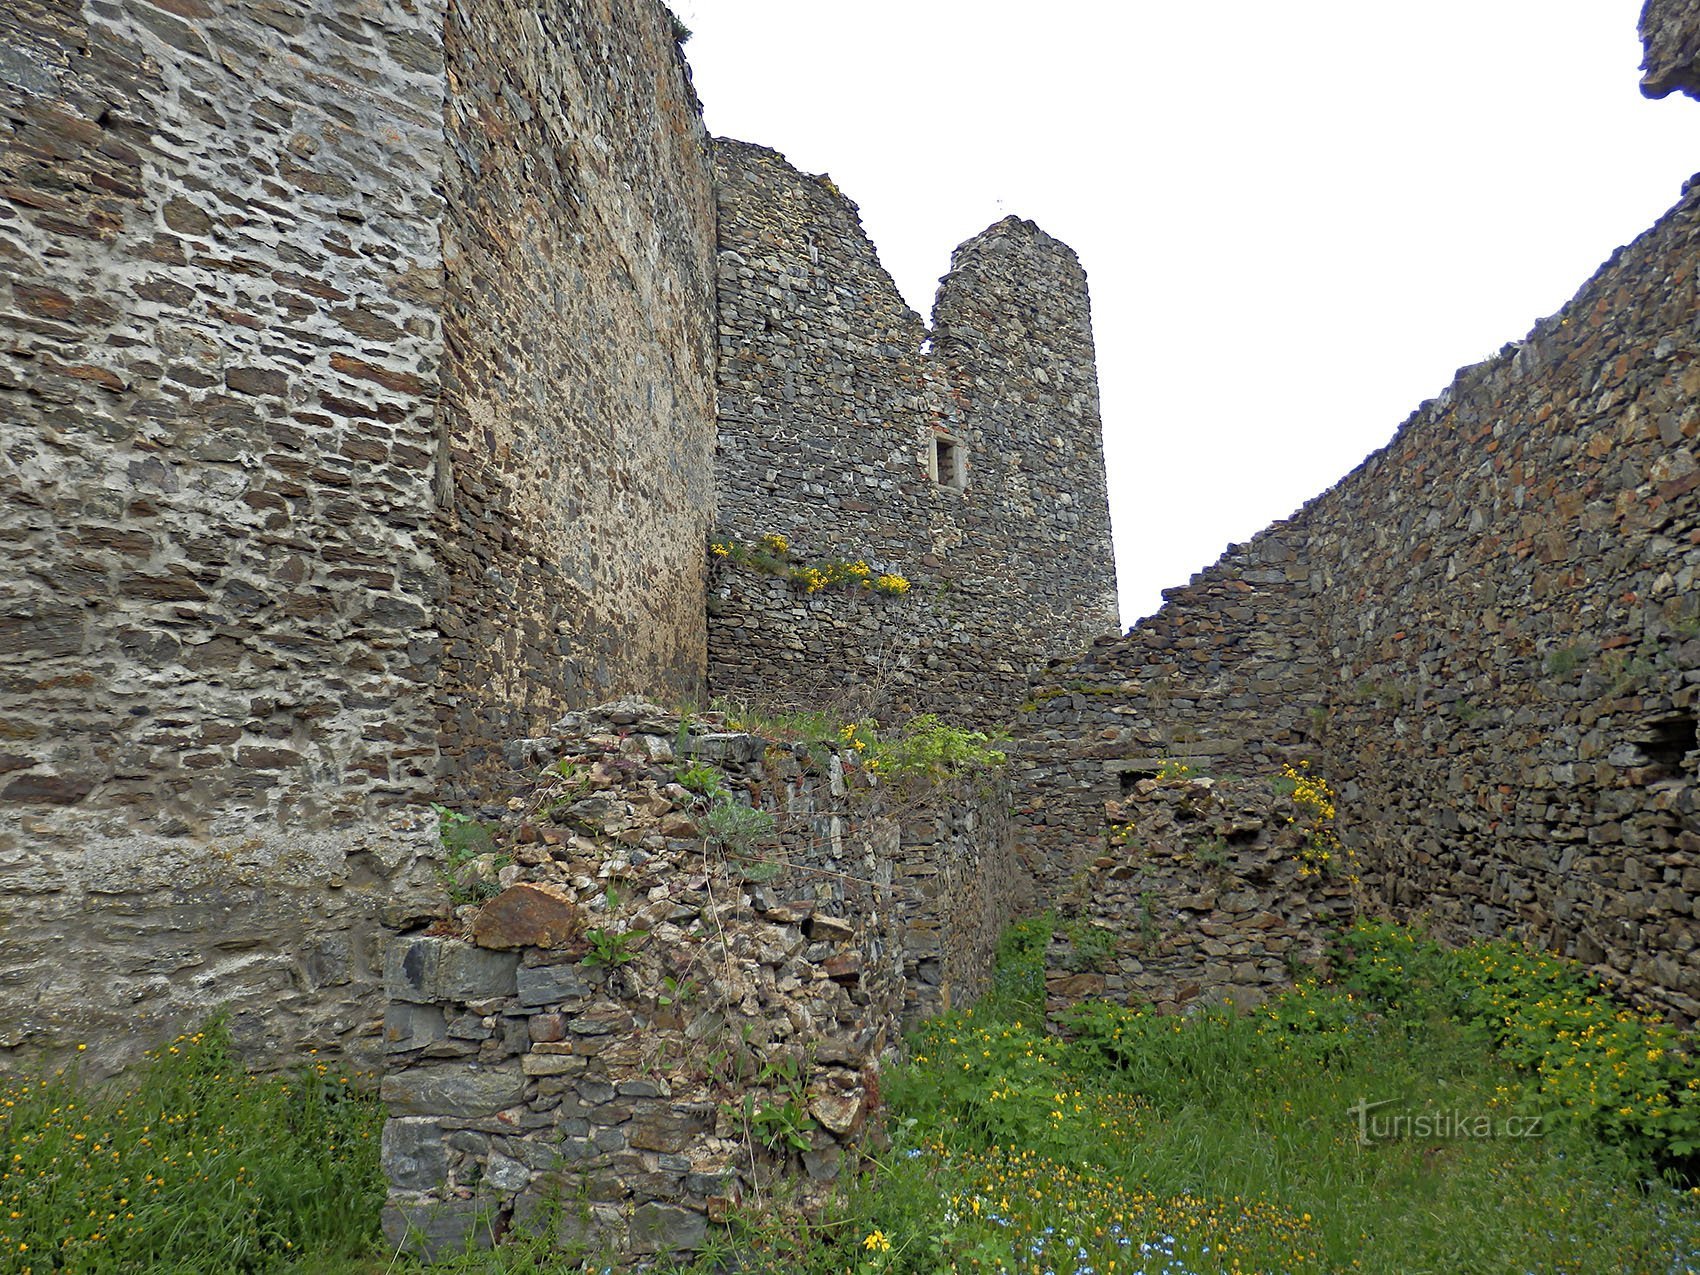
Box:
[1640,0,1700,99]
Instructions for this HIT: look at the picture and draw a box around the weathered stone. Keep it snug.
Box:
[516,963,590,1008]
[807,1083,866,1137]
[382,1197,494,1261]
[379,1064,525,1118]
[627,1102,715,1153]
[805,914,855,942]
[821,951,863,984]
[385,1003,448,1054]
[629,1203,708,1254]
[386,938,519,1005]
[381,1118,447,1191]
[472,883,585,951]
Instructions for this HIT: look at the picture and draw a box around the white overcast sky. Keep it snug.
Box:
[671,2,1697,625]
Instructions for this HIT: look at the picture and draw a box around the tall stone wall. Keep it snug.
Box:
[434,0,717,795]
[0,0,451,1071]
[1016,181,1700,1019]
[708,140,1117,727]
[0,0,719,1072]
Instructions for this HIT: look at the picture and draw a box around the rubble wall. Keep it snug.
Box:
[1040,774,1357,1018]
[380,703,1018,1260]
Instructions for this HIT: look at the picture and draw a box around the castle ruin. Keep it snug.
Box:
[2,0,1699,1259]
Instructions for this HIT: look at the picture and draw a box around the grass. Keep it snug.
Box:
[659,917,1700,1274]
[10,923,1700,1273]
[0,1016,381,1273]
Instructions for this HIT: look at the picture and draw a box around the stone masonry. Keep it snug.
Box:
[378,702,1018,1260]
[0,0,715,1073]
[708,139,1118,727]
[1014,166,1700,1020]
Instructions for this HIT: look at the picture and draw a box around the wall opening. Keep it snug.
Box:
[930,434,966,491]
[1637,710,1698,781]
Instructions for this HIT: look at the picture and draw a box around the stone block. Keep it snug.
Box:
[380,1064,526,1118]
[385,936,518,1004]
[381,1197,493,1261]
[629,1202,709,1253]
[385,1003,448,1054]
[627,1101,715,1152]
[382,1118,448,1191]
[517,961,591,1007]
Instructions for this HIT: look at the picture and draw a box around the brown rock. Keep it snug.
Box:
[659,812,700,838]
[805,914,855,942]
[1047,973,1105,998]
[821,951,863,984]
[2,771,95,804]
[472,883,585,950]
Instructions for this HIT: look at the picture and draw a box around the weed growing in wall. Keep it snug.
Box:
[861,715,1007,788]
[675,761,729,801]
[709,534,911,597]
[430,803,510,904]
[1154,757,1195,783]
[703,799,778,859]
[582,927,646,968]
[1277,762,1357,884]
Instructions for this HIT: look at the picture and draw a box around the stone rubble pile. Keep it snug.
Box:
[380,700,1015,1260]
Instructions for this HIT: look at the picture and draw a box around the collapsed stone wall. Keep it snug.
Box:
[1041,773,1356,1018]
[380,702,1018,1260]
[435,0,717,795]
[708,140,1117,727]
[1016,180,1700,1019]
[0,0,718,1072]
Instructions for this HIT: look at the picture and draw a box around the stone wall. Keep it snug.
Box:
[1015,181,1700,1019]
[1641,0,1700,99]
[0,0,718,1072]
[0,0,450,1071]
[1041,773,1356,1018]
[434,0,717,795]
[708,140,1117,728]
[379,702,1019,1260]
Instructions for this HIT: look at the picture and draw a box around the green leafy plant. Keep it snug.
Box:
[430,802,509,904]
[677,761,729,801]
[743,1094,815,1154]
[582,927,646,968]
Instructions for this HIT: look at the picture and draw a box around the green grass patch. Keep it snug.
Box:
[0,1016,381,1273]
[662,923,1700,1275]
